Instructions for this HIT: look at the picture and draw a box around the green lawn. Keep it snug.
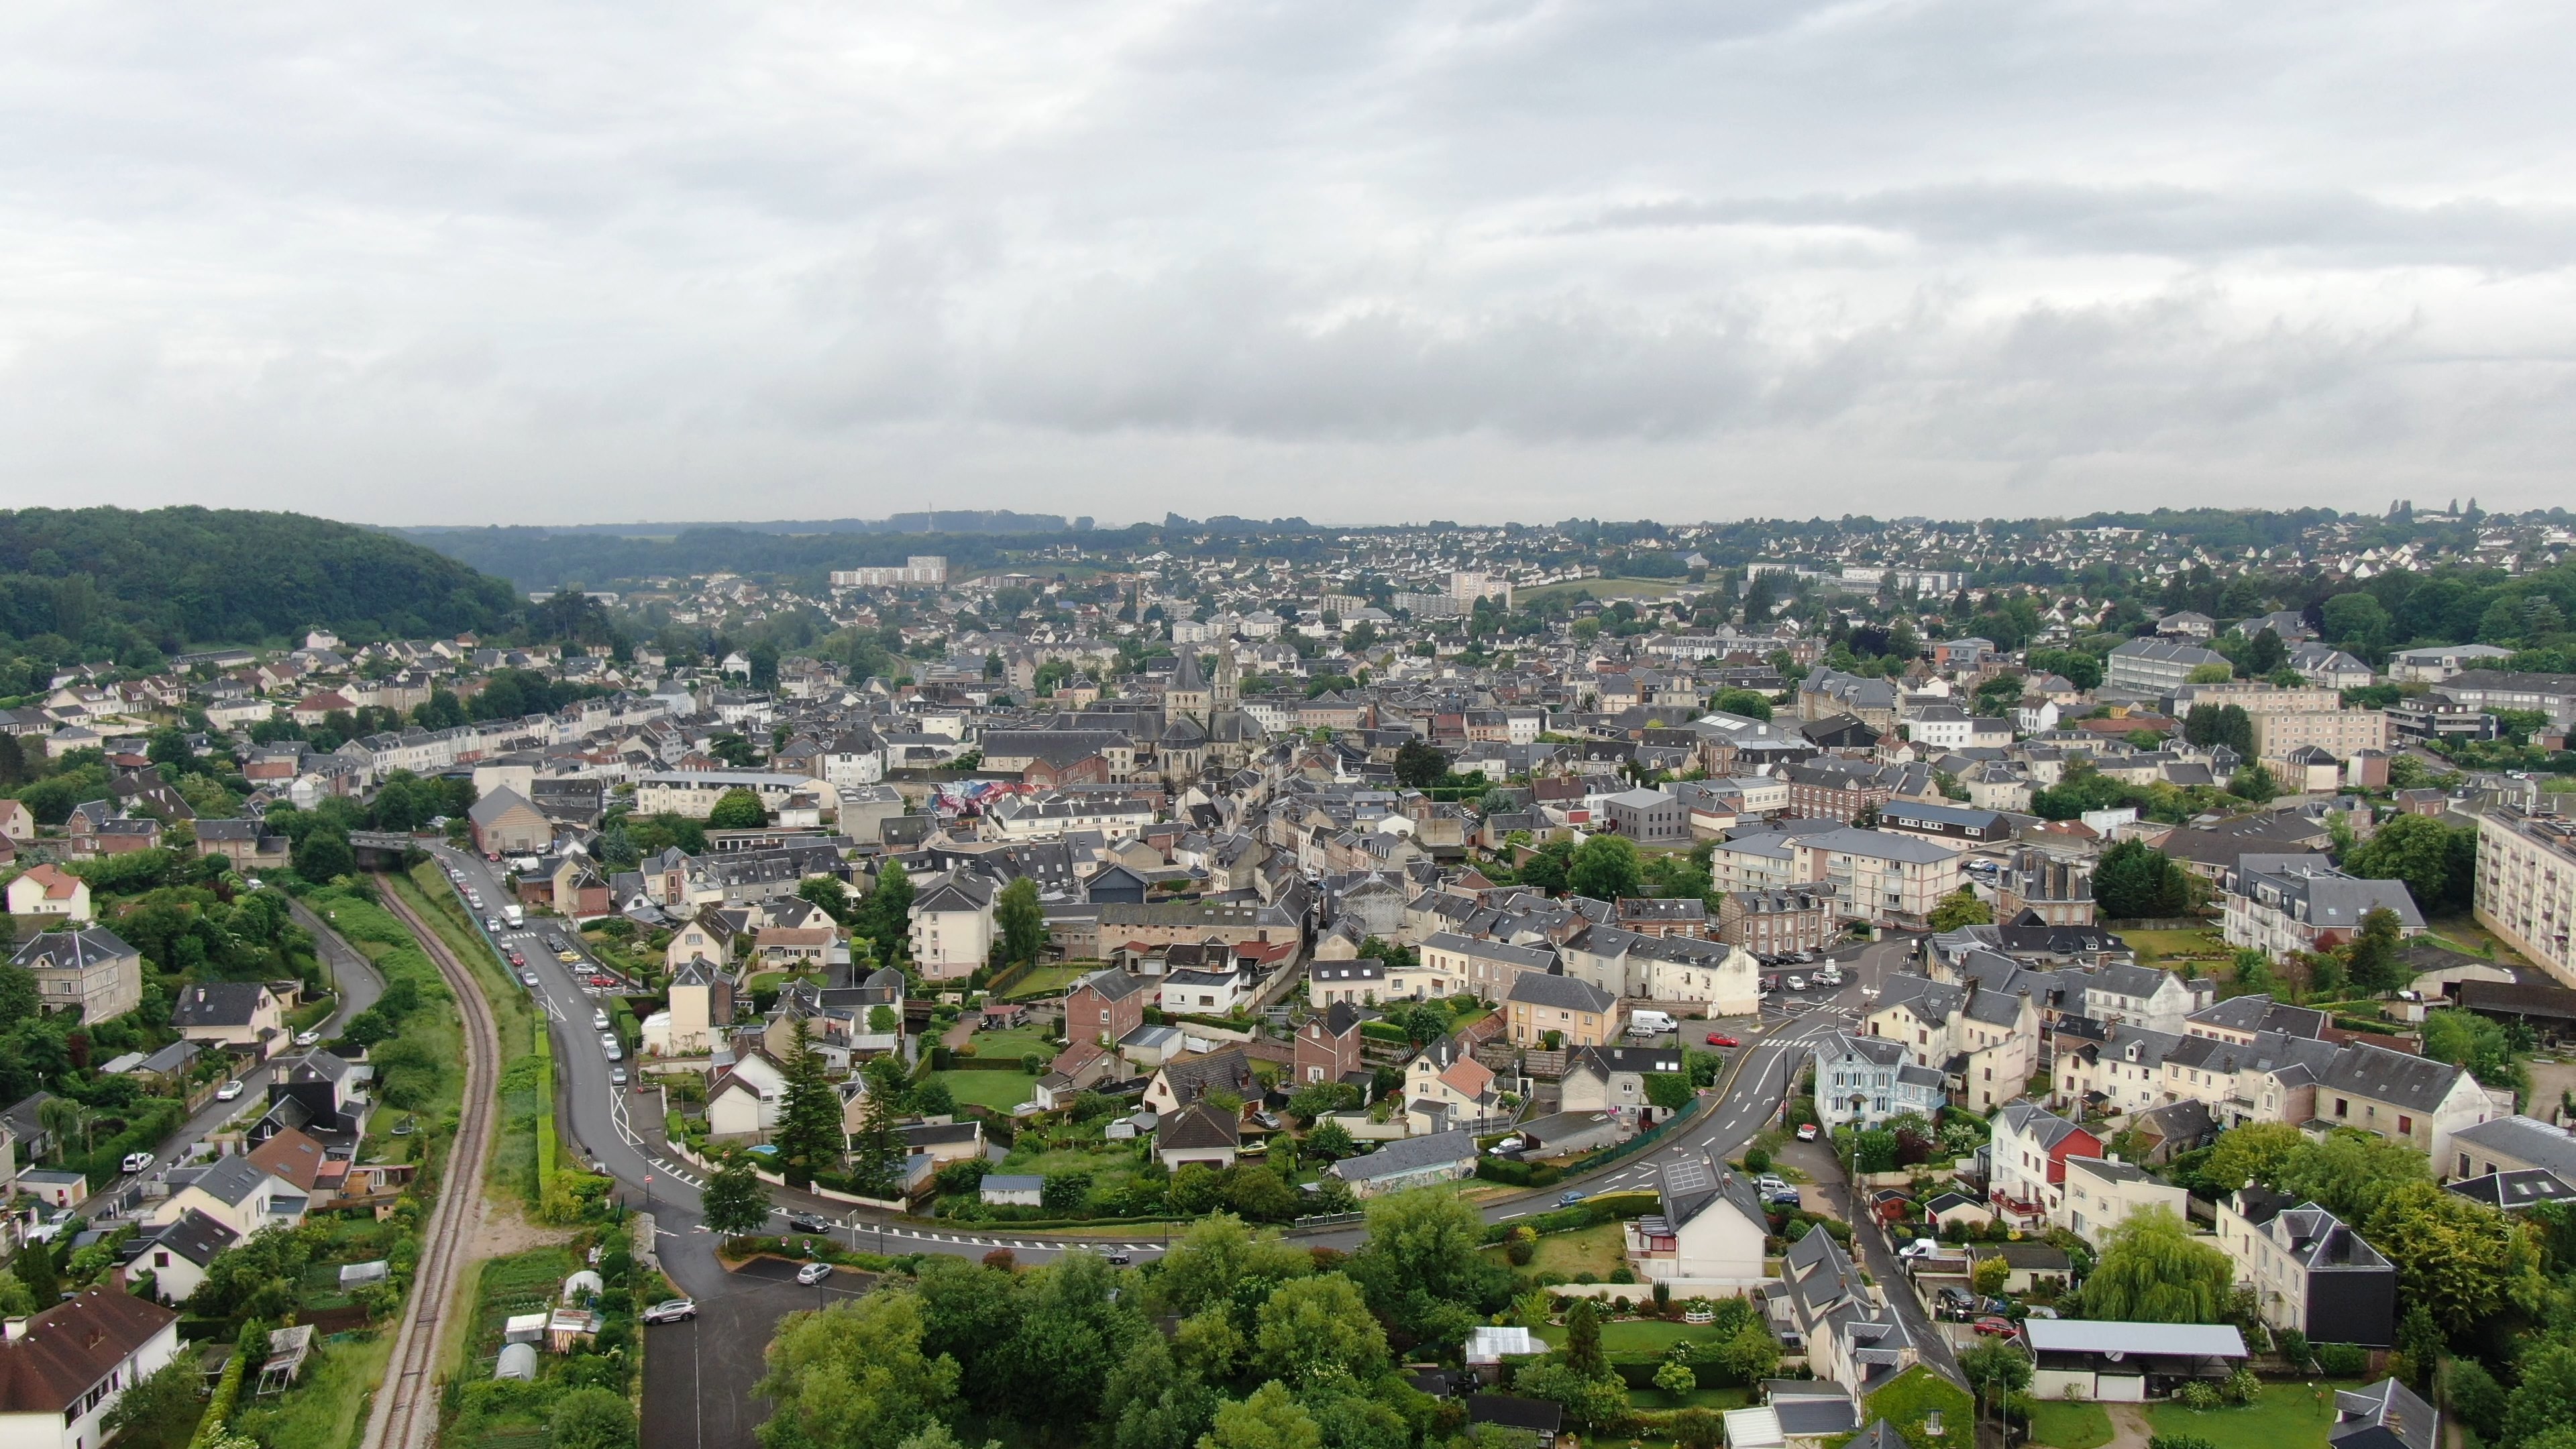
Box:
[1533,1316,1724,1358]
[2422,911,2524,965]
[2117,928,2230,968]
[1625,1385,1751,1413]
[1489,1221,1628,1282]
[961,1026,1060,1063]
[1000,965,1088,1000]
[2144,1379,2367,1449]
[928,1070,1038,1112]
[2027,1401,2113,1449]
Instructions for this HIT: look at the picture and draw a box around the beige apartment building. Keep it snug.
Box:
[2248,709,2392,762]
[2478,809,2576,986]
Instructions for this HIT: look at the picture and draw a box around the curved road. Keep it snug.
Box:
[78,896,387,1220]
[422,842,1954,1446]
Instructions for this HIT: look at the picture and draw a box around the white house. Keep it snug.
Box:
[146,1157,305,1238]
[1157,967,1254,1016]
[2056,1157,2189,1246]
[134,1210,239,1307]
[906,870,998,982]
[0,1287,183,1449]
[1809,1032,1946,1130]
[704,1051,792,1139]
[1623,1157,1769,1287]
[3,866,89,924]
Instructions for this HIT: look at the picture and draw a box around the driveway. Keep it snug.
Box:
[78,899,387,1218]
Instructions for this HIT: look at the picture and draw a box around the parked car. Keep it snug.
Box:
[447,869,465,882]
[796,1261,833,1285]
[121,1152,153,1175]
[600,1034,623,1061]
[642,1299,697,1324]
[215,1079,245,1102]
[557,949,582,964]
[1936,1287,1977,1320]
[1795,1122,1819,1141]
[788,1212,834,1234]
[1813,965,1843,986]
[592,1008,611,1030]
[1105,1251,1132,1267]
[2023,1305,2060,1320]
[294,1029,322,1046]
[521,971,539,987]
[1705,1032,1740,1047]
[1972,1316,2019,1338]
[609,1066,628,1086]
[485,917,502,933]
[1896,1238,1939,1260]
[508,951,527,967]
[1786,975,1807,991]
[1486,1136,1525,1157]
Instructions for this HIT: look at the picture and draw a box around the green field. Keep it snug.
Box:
[927,1070,1038,1111]
[2144,1379,2367,1449]
[2027,1401,2114,1449]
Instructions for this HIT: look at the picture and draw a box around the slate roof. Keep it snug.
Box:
[172,981,271,1030]
[2332,1380,2438,1449]
[146,1208,240,1269]
[2316,1041,2467,1113]
[1157,1102,1242,1152]
[1505,971,1617,1014]
[1328,1128,1479,1183]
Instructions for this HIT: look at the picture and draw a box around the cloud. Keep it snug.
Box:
[0,0,2571,524]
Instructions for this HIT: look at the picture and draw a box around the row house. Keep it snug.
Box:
[1864,972,2039,1112]
[1988,1102,2103,1228]
[1419,931,1560,1003]
[2222,856,2425,961]
[1558,926,1762,1017]
[1715,885,1841,955]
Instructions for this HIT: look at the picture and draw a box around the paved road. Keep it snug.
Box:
[421,850,1958,1447]
[78,896,387,1220]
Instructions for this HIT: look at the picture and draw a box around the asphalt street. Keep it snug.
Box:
[421,848,1957,1447]
[78,894,387,1220]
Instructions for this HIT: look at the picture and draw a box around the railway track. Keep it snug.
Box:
[358,874,504,1449]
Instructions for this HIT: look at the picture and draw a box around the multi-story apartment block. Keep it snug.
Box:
[2106,637,2230,694]
[1715,885,1841,953]
[2248,710,2392,763]
[830,556,948,588]
[2477,809,2576,986]
[2223,856,2424,961]
[1790,828,1964,928]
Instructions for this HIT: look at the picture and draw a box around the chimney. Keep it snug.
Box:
[2,1318,27,1343]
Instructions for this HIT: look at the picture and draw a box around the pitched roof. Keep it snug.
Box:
[146,1208,241,1269]
[1157,1102,1242,1151]
[172,981,272,1030]
[1329,1128,1479,1182]
[0,1287,180,1413]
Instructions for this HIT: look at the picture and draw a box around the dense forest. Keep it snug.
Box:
[0,507,523,657]
[404,523,1164,593]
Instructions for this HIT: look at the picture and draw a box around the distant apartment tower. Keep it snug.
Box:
[830,556,948,588]
[1450,571,1513,608]
[2478,809,2576,986]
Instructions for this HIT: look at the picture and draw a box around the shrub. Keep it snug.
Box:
[2151,1438,2218,1449]
[2316,1342,2369,1376]
[1743,1146,1772,1173]
[2176,1383,2221,1411]
[981,1248,1016,1271]
[2274,1328,2310,1368]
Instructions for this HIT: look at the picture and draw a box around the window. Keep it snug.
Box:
[2398,1115,2412,1135]
[2334,1097,2349,1118]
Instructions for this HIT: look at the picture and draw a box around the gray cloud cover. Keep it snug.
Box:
[1,0,2571,524]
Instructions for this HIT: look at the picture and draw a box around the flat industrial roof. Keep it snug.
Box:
[2023,1320,2247,1358]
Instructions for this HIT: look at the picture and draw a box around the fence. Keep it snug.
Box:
[1566,1091,1719,1177]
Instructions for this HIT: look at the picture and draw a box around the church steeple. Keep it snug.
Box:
[1214,641,1240,711]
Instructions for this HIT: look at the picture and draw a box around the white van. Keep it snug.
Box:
[1626,1010,1676,1035]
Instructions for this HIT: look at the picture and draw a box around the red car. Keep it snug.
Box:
[1705,1033,1740,1047]
[1972,1316,2018,1338]
[1795,1122,1819,1141]
[508,952,527,967]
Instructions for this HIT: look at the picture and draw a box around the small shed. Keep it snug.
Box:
[339,1260,390,1288]
[563,1269,604,1303]
[256,1325,315,1396]
[495,1343,539,1381]
[979,1174,1044,1207]
[502,1312,549,1346]
[547,1307,602,1353]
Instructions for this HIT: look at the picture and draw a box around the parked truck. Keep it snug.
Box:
[502,904,524,928]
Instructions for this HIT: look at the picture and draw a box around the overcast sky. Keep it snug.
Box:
[5,1,2573,527]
